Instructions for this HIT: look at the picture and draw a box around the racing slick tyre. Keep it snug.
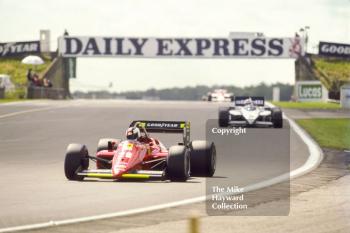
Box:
[218,107,230,127]
[272,108,283,128]
[190,141,216,177]
[166,145,190,182]
[64,144,89,181]
[97,138,120,152]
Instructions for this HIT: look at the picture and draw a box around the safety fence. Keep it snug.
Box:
[0,87,4,99]
[27,86,66,99]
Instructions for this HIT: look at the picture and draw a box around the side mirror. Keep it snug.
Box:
[108,141,115,151]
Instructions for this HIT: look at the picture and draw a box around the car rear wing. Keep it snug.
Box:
[234,96,265,106]
[130,120,190,146]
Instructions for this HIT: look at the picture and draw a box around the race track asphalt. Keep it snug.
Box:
[0,100,309,228]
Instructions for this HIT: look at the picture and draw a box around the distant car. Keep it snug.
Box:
[64,120,216,182]
[218,96,283,128]
[205,89,234,102]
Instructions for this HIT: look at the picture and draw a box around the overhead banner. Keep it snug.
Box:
[0,41,40,57]
[319,41,350,58]
[58,36,304,58]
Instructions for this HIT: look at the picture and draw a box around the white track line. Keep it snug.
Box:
[0,101,31,106]
[0,106,66,120]
[265,102,324,179]
[0,105,324,233]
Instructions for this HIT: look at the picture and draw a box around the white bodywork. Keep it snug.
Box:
[208,89,233,102]
[229,105,272,126]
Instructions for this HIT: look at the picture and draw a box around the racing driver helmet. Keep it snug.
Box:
[126,127,141,140]
[243,98,253,106]
[244,98,256,110]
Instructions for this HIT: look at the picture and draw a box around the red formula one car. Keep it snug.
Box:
[64,120,216,182]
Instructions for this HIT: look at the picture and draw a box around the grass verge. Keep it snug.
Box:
[0,99,27,104]
[0,56,51,99]
[272,101,341,110]
[297,118,350,150]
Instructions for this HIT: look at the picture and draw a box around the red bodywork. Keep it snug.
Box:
[96,137,168,178]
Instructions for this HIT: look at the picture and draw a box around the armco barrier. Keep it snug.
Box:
[27,86,66,99]
[0,87,4,99]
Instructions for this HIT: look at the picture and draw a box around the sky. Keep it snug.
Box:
[0,0,349,92]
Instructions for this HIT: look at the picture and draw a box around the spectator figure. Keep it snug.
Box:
[55,29,70,56]
[26,69,33,85]
[43,78,53,88]
[289,33,302,58]
[32,73,42,87]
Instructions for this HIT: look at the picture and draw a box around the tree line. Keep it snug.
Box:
[73,82,294,101]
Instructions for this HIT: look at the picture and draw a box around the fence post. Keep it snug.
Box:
[0,87,5,99]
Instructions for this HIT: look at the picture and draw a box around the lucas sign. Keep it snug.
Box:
[295,81,328,102]
[58,36,303,58]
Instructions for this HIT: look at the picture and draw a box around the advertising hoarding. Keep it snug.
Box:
[295,81,328,102]
[319,41,350,58]
[340,84,350,109]
[0,41,40,57]
[58,36,304,58]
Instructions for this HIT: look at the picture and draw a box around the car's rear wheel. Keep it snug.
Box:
[64,144,89,181]
[219,107,230,127]
[166,145,190,182]
[190,141,216,177]
[272,108,283,128]
[97,138,120,152]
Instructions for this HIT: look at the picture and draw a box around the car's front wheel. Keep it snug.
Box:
[64,144,89,181]
[219,107,230,127]
[272,108,283,128]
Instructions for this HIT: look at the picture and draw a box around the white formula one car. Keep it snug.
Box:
[204,89,234,102]
[218,96,283,128]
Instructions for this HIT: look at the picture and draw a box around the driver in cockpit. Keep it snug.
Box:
[243,98,256,110]
[125,127,141,140]
[125,125,161,154]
